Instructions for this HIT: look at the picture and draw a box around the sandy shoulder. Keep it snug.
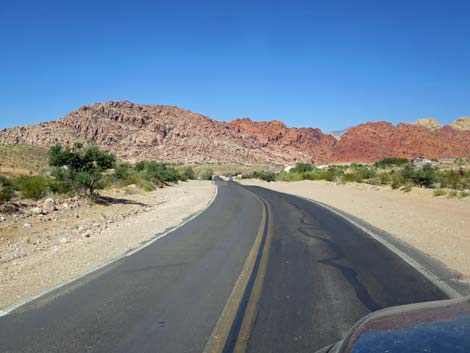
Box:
[240,179,470,282]
[0,181,215,309]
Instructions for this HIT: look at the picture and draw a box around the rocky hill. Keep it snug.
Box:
[0,101,469,164]
[0,101,334,164]
[331,121,470,163]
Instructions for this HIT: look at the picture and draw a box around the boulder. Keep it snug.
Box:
[31,207,43,215]
[42,198,57,212]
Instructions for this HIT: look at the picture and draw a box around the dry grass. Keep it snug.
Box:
[0,145,50,177]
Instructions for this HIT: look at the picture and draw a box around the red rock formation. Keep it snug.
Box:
[0,101,334,164]
[228,118,336,163]
[0,101,469,164]
[331,121,470,162]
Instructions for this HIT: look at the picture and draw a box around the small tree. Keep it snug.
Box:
[49,143,116,196]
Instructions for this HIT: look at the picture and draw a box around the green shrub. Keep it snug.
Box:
[341,173,356,183]
[401,165,436,188]
[391,177,401,189]
[48,179,73,195]
[142,182,156,192]
[291,163,315,173]
[378,173,391,185]
[277,172,303,182]
[49,144,116,196]
[113,163,133,181]
[374,157,409,168]
[122,175,144,187]
[15,175,49,200]
[433,189,447,197]
[178,166,195,181]
[140,161,179,183]
[198,168,214,181]
[458,191,470,199]
[321,169,337,182]
[0,175,15,202]
[448,190,458,198]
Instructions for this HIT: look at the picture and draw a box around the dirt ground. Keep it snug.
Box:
[240,179,470,283]
[0,181,215,309]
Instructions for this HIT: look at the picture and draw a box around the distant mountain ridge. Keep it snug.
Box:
[0,101,469,164]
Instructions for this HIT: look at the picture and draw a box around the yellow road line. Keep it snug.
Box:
[232,199,273,353]
[203,192,272,353]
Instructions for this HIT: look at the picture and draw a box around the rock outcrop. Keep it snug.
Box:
[451,117,470,131]
[413,118,441,130]
[1,101,469,164]
[0,101,334,164]
[331,121,470,162]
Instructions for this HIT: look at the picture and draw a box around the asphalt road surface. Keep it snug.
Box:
[0,180,448,353]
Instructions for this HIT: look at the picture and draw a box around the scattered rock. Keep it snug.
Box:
[24,223,32,228]
[31,207,43,215]
[83,231,92,238]
[58,237,68,244]
[0,216,5,222]
[0,203,20,214]
[42,198,57,213]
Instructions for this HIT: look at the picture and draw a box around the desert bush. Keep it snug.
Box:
[378,172,392,185]
[291,163,315,173]
[48,179,73,195]
[49,144,116,196]
[139,161,179,183]
[391,177,402,189]
[142,182,156,192]
[458,191,470,199]
[341,173,356,183]
[433,189,447,197]
[178,166,195,181]
[276,172,302,182]
[437,169,470,190]
[113,163,134,181]
[123,175,145,187]
[374,157,409,168]
[0,175,15,202]
[355,166,376,180]
[198,168,214,181]
[447,190,458,198]
[401,165,436,188]
[15,175,49,200]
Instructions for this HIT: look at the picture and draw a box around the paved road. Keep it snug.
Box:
[0,181,448,353]
[0,181,262,353]
[243,186,447,353]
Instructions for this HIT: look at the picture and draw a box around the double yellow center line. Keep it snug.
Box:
[203,192,273,353]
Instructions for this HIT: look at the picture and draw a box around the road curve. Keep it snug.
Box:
[241,185,447,353]
[0,181,448,353]
[0,181,263,353]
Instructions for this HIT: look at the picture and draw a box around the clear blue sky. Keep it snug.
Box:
[1,0,469,131]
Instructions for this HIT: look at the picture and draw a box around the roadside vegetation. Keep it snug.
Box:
[242,158,470,197]
[0,144,209,205]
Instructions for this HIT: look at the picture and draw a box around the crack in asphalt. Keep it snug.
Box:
[297,215,381,312]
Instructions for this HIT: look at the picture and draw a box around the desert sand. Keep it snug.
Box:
[0,181,215,309]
